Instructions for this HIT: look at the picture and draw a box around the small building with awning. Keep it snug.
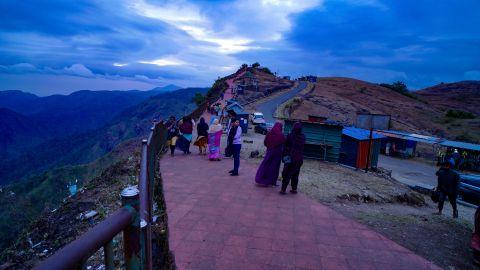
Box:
[375,129,444,158]
[284,119,343,162]
[225,101,249,133]
[339,127,386,169]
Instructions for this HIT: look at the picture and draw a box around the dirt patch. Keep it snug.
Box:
[332,203,475,270]
[297,160,423,205]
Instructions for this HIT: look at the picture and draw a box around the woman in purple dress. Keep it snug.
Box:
[255,122,286,186]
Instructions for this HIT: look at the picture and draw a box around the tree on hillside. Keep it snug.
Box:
[252,62,260,68]
[192,92,205,106]
[260,67,273,75]
[380,81,422,101]
[391,81,408,93]
[240,63,248,69]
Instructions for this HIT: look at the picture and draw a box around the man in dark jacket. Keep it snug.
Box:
[435,161,460,218]
[280,122,306,194]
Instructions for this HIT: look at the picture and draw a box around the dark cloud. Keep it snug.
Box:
[283,0,480,88]
[0,0,479,93]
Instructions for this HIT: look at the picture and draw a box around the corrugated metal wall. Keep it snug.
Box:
[357,141,370,168]
[340,136,382,169]
[339,135,358,167]
[284,120,343,162]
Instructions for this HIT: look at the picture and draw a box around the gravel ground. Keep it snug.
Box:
[239,128,477,269]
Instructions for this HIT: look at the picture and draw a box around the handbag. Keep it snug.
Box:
[430,188,440,203]
[225,144,233,157]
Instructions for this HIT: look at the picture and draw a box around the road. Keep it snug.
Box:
[256,81,308,123]
[378,155,438,188]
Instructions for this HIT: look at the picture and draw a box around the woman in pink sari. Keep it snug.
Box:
[208,119,223,161]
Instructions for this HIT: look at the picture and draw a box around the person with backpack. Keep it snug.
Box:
[434,160,460,218]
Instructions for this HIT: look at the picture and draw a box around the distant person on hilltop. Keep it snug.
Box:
[280,122,305,195]
[194,117,209,155]
[452,149,461,169]
[166,116,179,156]
[208,118,223,161]
[227,118,242,176]
[255,122,285,187]
[435,160,460,218]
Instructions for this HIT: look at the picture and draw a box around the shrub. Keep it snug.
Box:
[251,62,260,68]
[446,109,476,119]
[380,81,421,100]
[191,92,205,106]
[259,67,273,75]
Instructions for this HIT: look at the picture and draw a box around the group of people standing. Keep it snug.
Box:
[166,114,243,176]
[166,115,222,159]
[255,122,306,194]
[166,114,306,194]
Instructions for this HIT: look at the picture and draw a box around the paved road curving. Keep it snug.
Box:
[256,81,308,123]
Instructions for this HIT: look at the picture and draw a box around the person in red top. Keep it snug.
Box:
[178,116,193,154]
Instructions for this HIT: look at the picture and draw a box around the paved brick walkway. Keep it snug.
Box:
[161,154,440,270]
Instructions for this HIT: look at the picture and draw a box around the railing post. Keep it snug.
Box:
[140,139,153,270]
[140,219,148,269]
[104,240,114,270]
[121,186,142,270]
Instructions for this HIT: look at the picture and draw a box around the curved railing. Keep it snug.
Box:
[34,121,169,270]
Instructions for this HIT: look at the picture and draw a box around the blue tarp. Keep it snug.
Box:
[343,127,385,140]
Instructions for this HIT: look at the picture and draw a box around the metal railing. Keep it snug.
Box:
[34,121,169,270]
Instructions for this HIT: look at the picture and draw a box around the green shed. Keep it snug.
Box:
[284,119,343,162]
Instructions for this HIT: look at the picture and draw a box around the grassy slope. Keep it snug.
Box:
[290,77,480,142]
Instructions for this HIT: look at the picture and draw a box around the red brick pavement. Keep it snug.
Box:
[161,150,440,270]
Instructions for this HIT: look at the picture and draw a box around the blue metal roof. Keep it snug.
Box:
[375,130,443,144]
[227,103,248,115]
[440,140,480,151]
[342,127,386,140]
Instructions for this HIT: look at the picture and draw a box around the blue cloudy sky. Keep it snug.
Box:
[0,0,479,95]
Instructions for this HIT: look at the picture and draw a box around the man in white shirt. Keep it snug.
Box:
[228,119,242,176]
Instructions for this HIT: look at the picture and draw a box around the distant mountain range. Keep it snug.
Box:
[0,86,204,185]
[0,85,181,159]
